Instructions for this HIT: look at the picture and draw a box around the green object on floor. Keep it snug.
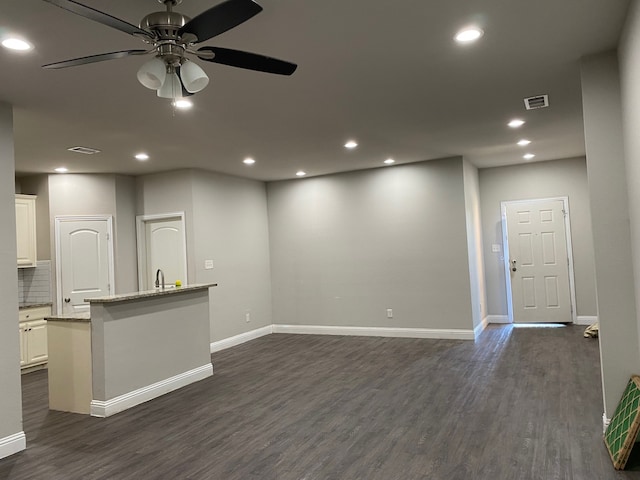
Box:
[604,375,640,470]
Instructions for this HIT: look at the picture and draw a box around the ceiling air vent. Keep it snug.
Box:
[67,146,101,155]
[524,94,549,110]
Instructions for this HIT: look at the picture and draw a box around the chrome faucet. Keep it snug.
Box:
[155,269,165,290]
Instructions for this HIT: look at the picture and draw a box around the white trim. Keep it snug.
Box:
[135,212,188,291]
[501,197,577,324]
[210,325,273,353]
[272,324,475,340]
[486,315,510,324]
[501,207,514,323]
[603,413,611,434]
[575,315,598,326]
[54,215,115,316]
[563,199,579,324]
[90,363,213,418]
[0,432,26,460]
[474,317,489,338]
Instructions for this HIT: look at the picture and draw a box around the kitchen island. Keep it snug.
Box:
[47,283,216,417]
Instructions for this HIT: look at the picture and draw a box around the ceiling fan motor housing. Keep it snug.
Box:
[140,10,193,66]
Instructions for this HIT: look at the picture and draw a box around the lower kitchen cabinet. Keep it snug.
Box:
[19,305,51,372]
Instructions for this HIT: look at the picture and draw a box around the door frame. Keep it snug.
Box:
[500,196,577,324]
[54,215,115,315]
[135,212,188,291]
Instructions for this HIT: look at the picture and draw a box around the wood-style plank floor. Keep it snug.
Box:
[1,325,639,479]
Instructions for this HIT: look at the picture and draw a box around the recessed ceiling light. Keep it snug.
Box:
[296,171,306,177]
[455,27,484,44]
[517,139,531,146]
[523,153,536,160]
[1,38,33,51]
[384,158,395,165]
[243,157,256,165]
[508,119,525,128]
[173,99,193,109]
[344,140,358,149]
[135,153,150,161]
[54,167,68,173]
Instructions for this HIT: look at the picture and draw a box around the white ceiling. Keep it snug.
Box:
[0,0,630,181]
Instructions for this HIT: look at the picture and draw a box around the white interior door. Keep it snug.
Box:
[137,213,187,290]
[56,217,114,315]
[503,199,574,323]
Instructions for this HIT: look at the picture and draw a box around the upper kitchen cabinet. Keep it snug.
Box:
[16,194,37,268]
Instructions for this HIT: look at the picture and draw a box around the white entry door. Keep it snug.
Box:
[56,217,114,315]
[502,198,574,323]
[136,213,187,290]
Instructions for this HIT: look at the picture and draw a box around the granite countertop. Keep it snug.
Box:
[19,302,53,310]
[46,311,91,323]
[85,283,218,304]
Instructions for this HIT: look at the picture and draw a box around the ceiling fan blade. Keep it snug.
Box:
[43,50,148,69]
[178,0,262,43]
[197,47,297,75]
[42,0,154,39]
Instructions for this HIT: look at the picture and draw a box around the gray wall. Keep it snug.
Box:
[463,159,487,329]
[620,0,640,378]
[267,157,474,331]
[191,170,273,341]
[136,170,197,281]
[114,175,138,294]
[479,157,597,318]
[136,169,273,343]
[48,173,140,309]
[91,290,210,400]
[0,102,23,448]
[581,51,640,417]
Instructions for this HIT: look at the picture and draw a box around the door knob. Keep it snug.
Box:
[511,259,517,272]
[64,298,71,303]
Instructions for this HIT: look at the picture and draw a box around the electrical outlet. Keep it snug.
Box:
[204,260,214,270]
[491,244,501,253]
[245,312,251,323]
[386,308,393,319]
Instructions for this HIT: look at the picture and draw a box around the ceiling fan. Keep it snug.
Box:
[41,0,297,99]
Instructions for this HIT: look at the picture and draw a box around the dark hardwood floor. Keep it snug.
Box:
[1,325,639,479]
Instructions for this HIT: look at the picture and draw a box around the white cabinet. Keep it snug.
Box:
[19,305,50,371]
[15,194,37,268]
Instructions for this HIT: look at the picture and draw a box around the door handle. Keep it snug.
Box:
[64,298,71,303]
[511,259,517,272]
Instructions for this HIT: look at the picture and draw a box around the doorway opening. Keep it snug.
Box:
[136,212,188,290]
[54,215,115,315]
[501,197,577,324]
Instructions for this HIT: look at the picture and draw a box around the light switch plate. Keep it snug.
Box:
[204,260,214,269]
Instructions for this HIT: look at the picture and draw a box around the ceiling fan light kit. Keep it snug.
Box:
[137,57,167,90]
[157,70,182,98]
[42,0,297,102]
[179,59,209,93]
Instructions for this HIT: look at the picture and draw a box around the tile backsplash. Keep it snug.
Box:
[18,260,52,305]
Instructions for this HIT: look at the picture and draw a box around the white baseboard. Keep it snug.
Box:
[210,325,273,353]
[272,324,475,340]
[486,315,510,324]
[576,316,598,326]
[90,363,213,418]
[0,432,26,460]
[603,413,611,434]
[474,317,489,338]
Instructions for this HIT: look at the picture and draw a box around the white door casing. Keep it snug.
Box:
[136,212,188,290]
[55,216,114,315]
[501,198,576,324]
